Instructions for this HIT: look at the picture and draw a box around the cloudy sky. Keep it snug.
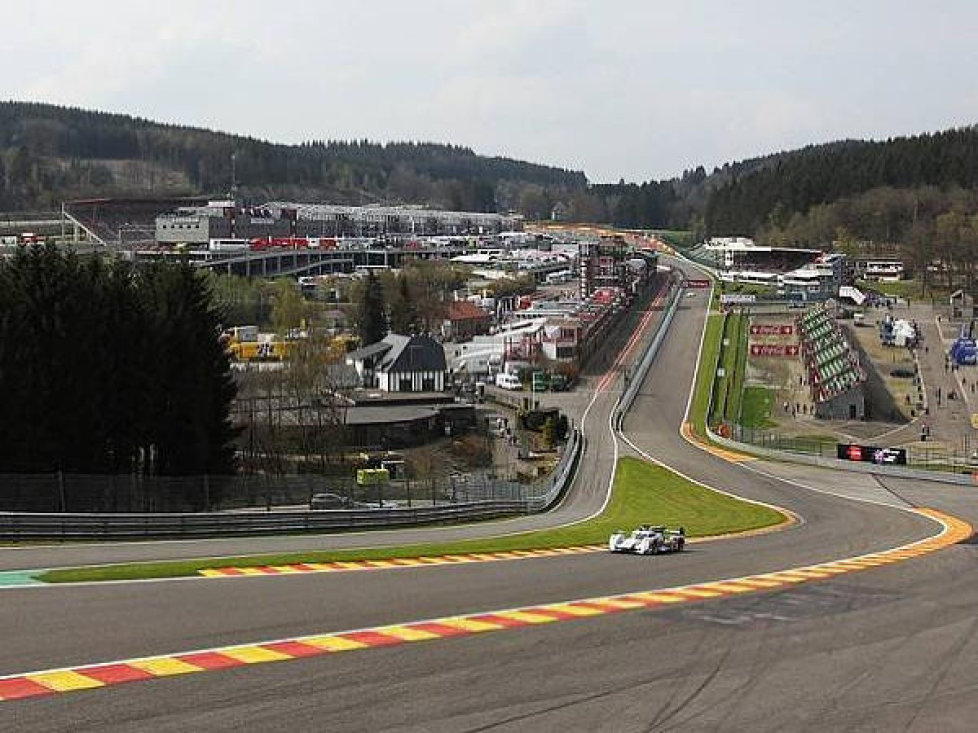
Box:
[5,1,978,182]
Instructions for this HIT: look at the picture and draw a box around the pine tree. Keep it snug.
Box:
[356,270,387,345]
[0,249,238,505]
[388,274,419,335]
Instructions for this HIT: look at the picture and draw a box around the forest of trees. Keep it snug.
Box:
[0,245,238,480]
[0,101,587,212]
[704,128,978,237]
[556,127,978,251]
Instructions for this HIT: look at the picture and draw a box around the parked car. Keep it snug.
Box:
[309,492,356,510]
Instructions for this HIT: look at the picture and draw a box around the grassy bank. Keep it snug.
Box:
[692,314,724,434]
[710,313,748,426]
[741,387,777,428]
[653,230,695,248]
[39,457,786,583]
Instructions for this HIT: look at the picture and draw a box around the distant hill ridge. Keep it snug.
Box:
[0,101,587,212]
[3,101,978,244]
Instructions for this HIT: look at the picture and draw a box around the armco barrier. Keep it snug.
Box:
[615,279,682,428]
[0,430,581,541]
[0,502,531,542]
[705,422,977,487]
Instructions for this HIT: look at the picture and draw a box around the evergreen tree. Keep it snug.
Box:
[0,248,238,494]
[139,261,238,480]
[387,274,419,335]
[354,270,387,345]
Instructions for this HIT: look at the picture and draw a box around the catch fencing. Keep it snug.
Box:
[720,423,978,481]
[0,430,582,541]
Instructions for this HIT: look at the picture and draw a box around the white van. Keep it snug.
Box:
[495,373,522,390]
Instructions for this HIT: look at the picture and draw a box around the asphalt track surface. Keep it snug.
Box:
[5,260,978,731]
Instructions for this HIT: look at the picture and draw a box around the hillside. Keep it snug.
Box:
[573,126,978,257]
[0,102,587,213]
[704,128,978,236]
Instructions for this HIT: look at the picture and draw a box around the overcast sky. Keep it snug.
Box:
[6,1,978,182]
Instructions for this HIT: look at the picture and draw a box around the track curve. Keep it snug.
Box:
[4,257,974,732]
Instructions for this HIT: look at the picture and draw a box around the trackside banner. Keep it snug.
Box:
[836,444,908,465]
[749,344,800,357]
[750,324,793,335]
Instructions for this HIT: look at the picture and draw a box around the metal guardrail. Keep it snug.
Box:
[0,430,582,541]
[0,502,530,542]
[616,278,682,426]
[706,424,977,487]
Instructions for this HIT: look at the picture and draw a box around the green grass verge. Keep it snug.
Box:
[741,387,777,428]
[692,314,724,435]
[726,315,748,424]
[652,230,695,248]
[38,457,785,584]
[710,312,746,426]
[856,278,948,301]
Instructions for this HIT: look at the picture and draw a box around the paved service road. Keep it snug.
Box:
[2,258,974,731]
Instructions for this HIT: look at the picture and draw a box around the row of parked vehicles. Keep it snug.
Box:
[494,371,569,391]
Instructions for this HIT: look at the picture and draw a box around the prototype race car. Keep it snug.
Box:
[608,525,686,555]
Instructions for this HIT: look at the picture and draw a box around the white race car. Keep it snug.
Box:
[608,525,686,555]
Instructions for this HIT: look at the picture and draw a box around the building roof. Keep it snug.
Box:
[346,341,392,362]
[349,333,446,374]
[383,334,446,373]
[445,300,492,322]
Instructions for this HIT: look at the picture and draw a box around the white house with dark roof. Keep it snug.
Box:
[345,334,447,392]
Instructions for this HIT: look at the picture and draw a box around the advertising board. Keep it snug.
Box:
[749,344,800,357]
[750,324,794,336]
[836,444,908,465]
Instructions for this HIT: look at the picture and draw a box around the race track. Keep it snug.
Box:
[4,259,976,732]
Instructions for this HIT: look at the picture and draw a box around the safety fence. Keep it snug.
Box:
[0,427,581,512]
[616,278,682,424]
[723,423,978,479]
[0,430,582,541]
[0,502,531,542]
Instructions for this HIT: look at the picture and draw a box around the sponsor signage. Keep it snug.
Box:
[749,344,800,357]
[836,444,908,466]
[720,294,756,305]
[685,279,711,289]
[750,324,794,336]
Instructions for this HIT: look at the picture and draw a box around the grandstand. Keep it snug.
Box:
[265,202,522,237]
[704,238,821,274]
[57,197,522,252]
[64,197,208,247]
[797,307,866,420]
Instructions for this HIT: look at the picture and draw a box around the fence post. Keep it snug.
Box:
[58,470,67,513]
